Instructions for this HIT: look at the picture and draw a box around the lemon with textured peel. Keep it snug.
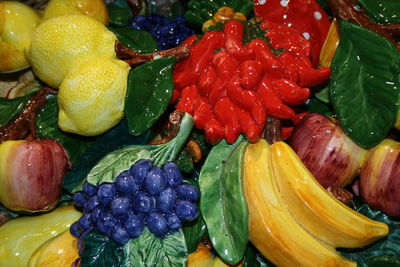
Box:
[58,57,130,136]
[0,1,40,73]
[27,14,117,88]
[42,0,109,25]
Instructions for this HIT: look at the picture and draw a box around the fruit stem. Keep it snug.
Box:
[115,41,190,67]
[261,116,282,145]
[148,110,185,145]
[327,0,400,49]
[327,186,353,204]
[0,87,57,144]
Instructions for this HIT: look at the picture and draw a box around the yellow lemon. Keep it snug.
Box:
[58,57,130,136]
[0,1,40,72]
[42,0,109,25]
[27,14,117,88]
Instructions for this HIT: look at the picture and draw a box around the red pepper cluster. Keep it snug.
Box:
[172,19,330,144]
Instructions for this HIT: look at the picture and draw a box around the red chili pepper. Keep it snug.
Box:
[279,51,330,87]
[208,78,227,106]
[257,78,295,120]
[247,39,285,77]
[193,96,213,129]
[174,31,225,88]
[282,126,294,140]
[261,20,311,58]
[239,60,263,90]
[213,97,241,143]
[235,107,262,143]
[179,34,198,47]
[254,0,331,66]
[226,77,266,128]
[212,50,240,80]
[273,78,310,106]
[204,118,225,145]
[223,19,254,61]
[176,85,198,114]
[197,65,217,97]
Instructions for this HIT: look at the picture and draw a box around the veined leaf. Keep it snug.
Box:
[124,229,188,267]
[125,57,177,136]
[108,27,158,53]
[199,136,249,264]
[359,0,400,24]
[0,94,31,127]
[81,230,126,267]
[330,21,400,148]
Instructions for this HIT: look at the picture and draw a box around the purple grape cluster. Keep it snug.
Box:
[129,15,195,50]
[70,160,199,244]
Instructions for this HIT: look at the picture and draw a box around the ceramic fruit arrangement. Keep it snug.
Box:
[0,0,400,266]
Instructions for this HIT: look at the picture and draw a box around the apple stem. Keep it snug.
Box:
[327,0,400,49]
[0,87,57,144]
[327,186,354,204]
[115,41,190,67]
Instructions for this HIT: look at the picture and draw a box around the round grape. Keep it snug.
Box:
[115,170,139,194]
[111,224,131,245]
[97,183,117,206]
[87,195,99,211]
[110,197,131,217]
[130,159,153,186]
[91,206,102,223]
[163,162,183,187]
[144,167,167,195]
[175,200,199,221]
[156,187,177,213]
[124,213,144,238]
[96,212,118,236]
[133,191,155,213]
[79,213,93,230]
[147,213,168,237]
[83,183,98,197]
[70,221,82,238]
[166,213,182,230]
[176,184,200,202]
[73,192,87,207]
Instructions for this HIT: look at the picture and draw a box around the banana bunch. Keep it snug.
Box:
[243,140,389,267]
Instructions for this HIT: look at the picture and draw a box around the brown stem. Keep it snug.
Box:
[327,186,353,204]
[262,117,282,145]
[115,41,190,67]
[0,87,57,144]
[0,211,10,227]
[327,0,400,49]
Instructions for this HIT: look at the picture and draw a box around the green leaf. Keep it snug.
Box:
[199,136,249,264]
[108,26,158,53]
[330,21,400,148]
[107,0,132,27]
[0,94,31,127]
[368,256,400,267]
[339,204,400,267]
[124,228,188,267]
[182,214,208,253]
[359,0,400,24]
[314,83,331,104]
[36,96,94,164]
[81,230,126,267]
[72,113,193,191]
[125,57,177,136]
[86,146,152,186]
[63,119,152,193]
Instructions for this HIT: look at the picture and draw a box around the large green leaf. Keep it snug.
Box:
[330,20,400,148]
[199,136,249,264]
[359,0,400,24]
[63,119,152,193]
[108,27,158,53]
[0,94,31,127]
[124,229,188,267]
[125,57,177,136]
[81,230,126,267]
[36,96,94,164]
[182,214,208,253]
[107,0,132,27]
[339,204,400,267]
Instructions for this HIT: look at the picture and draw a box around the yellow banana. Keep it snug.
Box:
[270,141,389,248]
[243,140,356,267]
